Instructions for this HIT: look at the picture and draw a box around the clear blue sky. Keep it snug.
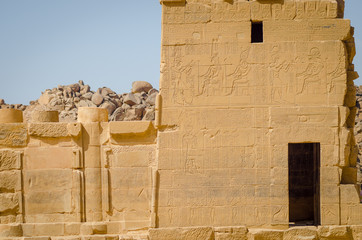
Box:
[0,0,361,105]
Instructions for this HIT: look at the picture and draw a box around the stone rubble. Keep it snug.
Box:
[0,80,157,123]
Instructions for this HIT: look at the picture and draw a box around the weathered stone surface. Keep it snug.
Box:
[24,147,74,170]
[0,193,20,213]
[146,93,157,106]
[31,111,59,123]
[0,109,23,123]
[0,123,27,147]
[78,107,108,123]
[0,150,21,170]
[142,108,155,121]
[109,121,153,135]
[0,1,361,239]
[0,224,22,237]
[124,107,143,121]
[0,171,21,192]
[248,229,283,240]
[123,93,141,106]
[132,81,153,94]
[149,227,213,240]
[28,123,69,138]
[214,226,248,240]
[318,226,352,240]
[100,101,116,115]
[283,227,317,240]
[110,108,125,121]
[91,93,104,106]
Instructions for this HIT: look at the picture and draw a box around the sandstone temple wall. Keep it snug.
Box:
[157,0,361,229]
[0,0,361,239]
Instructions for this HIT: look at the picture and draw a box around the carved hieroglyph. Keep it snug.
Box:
[157,0,361,228]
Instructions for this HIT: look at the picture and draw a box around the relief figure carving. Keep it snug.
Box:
[226,48,251,96]
[297,47,324,94]
[270,45,291,103]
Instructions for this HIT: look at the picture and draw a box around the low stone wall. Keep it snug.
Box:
[0,224,361,240]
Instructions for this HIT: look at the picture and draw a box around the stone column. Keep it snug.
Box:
[78,107,108,222]
[31,110,59,122]
[0,109,23,123]
[0,109,25,223]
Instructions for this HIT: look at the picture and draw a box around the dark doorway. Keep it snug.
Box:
[288,143,320,226]
[251,21,263,43]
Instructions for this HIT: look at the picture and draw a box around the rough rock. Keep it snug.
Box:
[123,93,141,106]
[132,81,153,93]
[91,93,104,106]
[100,101,116,116]
[146,92,158,106]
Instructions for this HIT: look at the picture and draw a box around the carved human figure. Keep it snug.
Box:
[199,54,225,96]
[297,47,324,94]
[227,48,251,96]
[269,45,291,102]
[171,56,195,105]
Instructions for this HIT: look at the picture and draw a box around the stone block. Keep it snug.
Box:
[106,222,123,235]
[0,193,20,213]
[84,146,101,168]
[270,107,338,127]
[283,226,317,240]
[110,167,149,189]
[317,226,352,240]
[0,170,21,192]
[121,220,150,231]
[112,151,150,168]
[53,237,81,240]
[264,19,351,42]
[320,184,339,205]
[24,237,51,240]
[64,222,81,236]
[80,223,107,235]
[23,169,72,192]
[24,190,71,215]
[67,123,82,137]
[0,109,23,123]
[0,150,21,170]
[0,224,23,237]
[248,229,283,240]
[33,223,64,237]
[320,167,340,185]
[24,147,74,170]
[31,110,59,122]
[109,121,154,135]
[214,226,248,240]
[339,127,353,166]
[28,123,68,138]
[341,167,357,184]
[0,123,27,147]
[78,107,108,123]
[351,225,362,240]
[22,223,35,237]
[340,184,360,204]
[81,236,118,240]
[112,188,150,213]
[320,204,340,225]
[149,227,213,240]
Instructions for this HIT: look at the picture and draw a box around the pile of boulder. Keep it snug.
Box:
[0,80,158,122]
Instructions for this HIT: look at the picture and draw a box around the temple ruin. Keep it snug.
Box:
[0,0,361,239]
